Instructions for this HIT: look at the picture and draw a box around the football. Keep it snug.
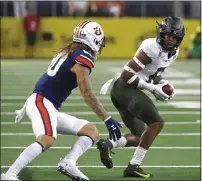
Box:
[162,84,174,96]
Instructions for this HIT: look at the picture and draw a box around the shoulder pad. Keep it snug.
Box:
[140,38,159,59]
[74,49,94,69]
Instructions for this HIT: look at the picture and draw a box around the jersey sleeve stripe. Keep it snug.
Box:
[75,56,94,69]
[80,54,94,65]
[76,21,88,38]
[75,60,83,65]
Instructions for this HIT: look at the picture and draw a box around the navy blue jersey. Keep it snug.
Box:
[33,49,94,109]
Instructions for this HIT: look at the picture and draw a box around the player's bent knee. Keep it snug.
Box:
[77,123,99,141]
[151,121,165,132]
[37,135,55,150]
[156,121,165,129]
[90,124,99,138]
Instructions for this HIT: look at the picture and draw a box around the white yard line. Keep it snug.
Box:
[1,102,200,109]
[0,121,200,125]
[0,111,200,116]
[1,146,200,149]
[0,97,200,102]
[1,165,200,168]
[0,95,200,100]
[0,96,111,100]
[1,101,200,107]
[0,133,200,136]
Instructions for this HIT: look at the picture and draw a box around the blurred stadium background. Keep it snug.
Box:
[1,1,201,181]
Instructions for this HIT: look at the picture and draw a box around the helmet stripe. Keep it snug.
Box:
[76,21,88,38]
[78,21,92,38]
[76,20,91,38]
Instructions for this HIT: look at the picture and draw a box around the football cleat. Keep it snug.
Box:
[57,158,89,181]
[123,163,153,178]
[1,173,21,180]
[96,139,114,169]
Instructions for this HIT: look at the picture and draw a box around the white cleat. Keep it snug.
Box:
[1,173,21,180]
[57,158,89,181]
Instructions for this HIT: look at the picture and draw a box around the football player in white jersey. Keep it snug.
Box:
[97,16,185,178]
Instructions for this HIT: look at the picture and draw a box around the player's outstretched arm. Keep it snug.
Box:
[72,64,122,141]
[72,64,109,120]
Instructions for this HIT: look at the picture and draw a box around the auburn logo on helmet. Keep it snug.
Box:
[93,27,102,35]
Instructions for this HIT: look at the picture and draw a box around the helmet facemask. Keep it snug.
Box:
[94,36,105,55]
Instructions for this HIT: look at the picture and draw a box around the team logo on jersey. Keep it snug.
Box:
[93,27,102,35]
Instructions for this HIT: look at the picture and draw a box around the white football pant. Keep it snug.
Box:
[25,93,89,139]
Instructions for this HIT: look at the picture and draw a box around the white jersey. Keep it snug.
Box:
[133,38,179,82]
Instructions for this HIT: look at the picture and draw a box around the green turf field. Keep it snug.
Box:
[1,60,201,181]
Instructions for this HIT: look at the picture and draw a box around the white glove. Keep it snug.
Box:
[152,82,170,101]
[138,78,173,101]
[159,79,175,98]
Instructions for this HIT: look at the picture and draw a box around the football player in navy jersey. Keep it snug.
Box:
[1,20,122,181]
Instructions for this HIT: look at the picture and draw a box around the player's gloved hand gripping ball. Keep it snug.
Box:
[153,80,175,101]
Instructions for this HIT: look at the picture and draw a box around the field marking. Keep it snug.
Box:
[1,121,200,125]
[1,103,112,107]
[0,95,200,100]
[2,88,200,95]
[1,101,200,108]
[0,96,112,100]
[1,89,200,95]
[1,165,200,168]
[110,67,194,77]
[1,97,200,102]
[1,111,200,116]
[168,102,200,109]
[0,133,200,136]
[1,79,200,91]
[1,146,200,150]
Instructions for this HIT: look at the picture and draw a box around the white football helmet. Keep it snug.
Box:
[73,20,105,55]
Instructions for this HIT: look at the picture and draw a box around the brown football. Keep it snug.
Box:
[162,84,173,96]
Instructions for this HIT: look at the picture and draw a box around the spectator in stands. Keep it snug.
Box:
[27,1,37,12]
[65,0,88,16]
[13,1,27,18]
[184,26,201,59]
[24,8,40,58]
[107,1,126,17]
[86,1,109,17]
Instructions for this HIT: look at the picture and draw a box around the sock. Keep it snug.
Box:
[130,146,147,165]
[109,136,127,148]
[6,142,43,176]
[65,136,93,162]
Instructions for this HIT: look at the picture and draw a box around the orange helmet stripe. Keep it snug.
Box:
[76,20,91,38]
